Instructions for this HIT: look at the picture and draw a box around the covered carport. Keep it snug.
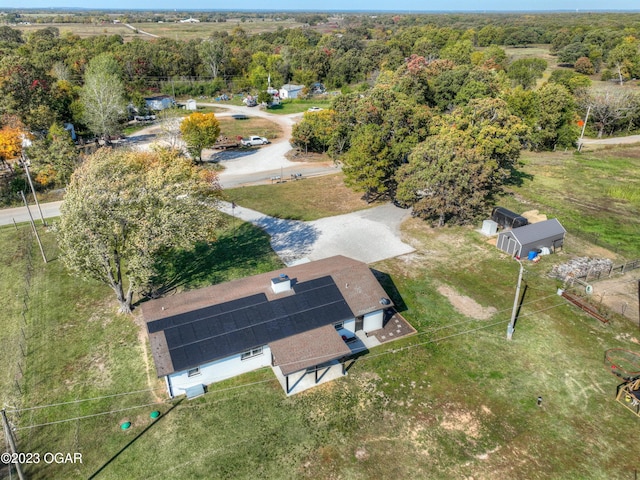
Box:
[270,325,352,395]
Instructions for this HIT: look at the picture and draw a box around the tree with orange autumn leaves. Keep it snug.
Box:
[0,116,31,171]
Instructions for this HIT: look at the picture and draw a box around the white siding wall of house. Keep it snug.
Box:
[343,318,356,333]
[167,345,272,397]
[363,310,384,333]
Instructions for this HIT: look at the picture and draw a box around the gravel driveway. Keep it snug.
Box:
[219,201,414,265]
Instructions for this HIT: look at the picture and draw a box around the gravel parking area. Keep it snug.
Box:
[219,201,414,265]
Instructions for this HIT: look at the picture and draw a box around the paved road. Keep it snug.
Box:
[0,200,62,226]
[124,103,339,188]
[1,104,416,267]
[580,134,640,146]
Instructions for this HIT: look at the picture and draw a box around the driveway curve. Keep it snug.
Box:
[219,201,414,266]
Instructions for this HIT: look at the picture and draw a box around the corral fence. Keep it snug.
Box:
[581,259,640,282]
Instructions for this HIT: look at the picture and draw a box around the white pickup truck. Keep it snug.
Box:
[241,135,269,146]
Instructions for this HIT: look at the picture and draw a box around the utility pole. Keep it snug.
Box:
[20,191,47,264]
[1,409,26,480]
[577,105,591,152]
[507,259,524,340]
[21,156,46,226]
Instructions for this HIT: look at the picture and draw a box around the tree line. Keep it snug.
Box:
[1,13,640,208]
[1,11,639,311]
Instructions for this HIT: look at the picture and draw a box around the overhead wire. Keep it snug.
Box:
[11,298,574,430]
[6,387,165,414]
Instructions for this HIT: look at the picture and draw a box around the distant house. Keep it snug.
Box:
[279,84,305,99]
[496,218,566,258]
[142,256,394,397]
[144,95,175,111]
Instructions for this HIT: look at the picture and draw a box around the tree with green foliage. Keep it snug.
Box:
[180,112,220,163]
[548,69,591,93]
[558,42,590,65]
[472,45,508,70]
[197,37,228,79]
[0,55,55,130]
[396,98,527,226]
[334,88,431,201]
[290,109,336,153]
[606,36,640,84]
[530,83,579,150]
[80,53,126,140]
[391,54,434,106]
[257,90,273,105]
[440,39,474,65]
[27,123,79,187]
[0,26,23,44]
[342,124,394,203]
[507,58,547,89]
[57,147,223,313]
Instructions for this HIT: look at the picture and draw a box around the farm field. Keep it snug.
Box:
[1,144,640,479]
[13,18,306,40]
[133,18,305,39]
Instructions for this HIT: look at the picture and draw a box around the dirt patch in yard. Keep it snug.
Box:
[285,150,332,163]
[521,209,548,223]
[437,285,497,320]
[589,271,640,325]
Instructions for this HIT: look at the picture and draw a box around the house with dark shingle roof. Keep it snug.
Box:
[142,256,393,397]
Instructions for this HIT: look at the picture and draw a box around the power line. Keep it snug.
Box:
[6,387,165,414]
[10,298,574,430]
[14,401,166,431]
[11,292,569,417]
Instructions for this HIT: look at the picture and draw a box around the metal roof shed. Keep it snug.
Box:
[496,218,566,258]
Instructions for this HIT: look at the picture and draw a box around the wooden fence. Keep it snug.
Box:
[578,259,640,282]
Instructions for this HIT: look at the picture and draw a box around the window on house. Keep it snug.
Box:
[188,367,200,377]
[241,346,263,360]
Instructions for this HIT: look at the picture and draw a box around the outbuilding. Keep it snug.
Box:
[279,84,305,99]
[144,95,175,111]
[491,206,528,229]
[496,218,566,258]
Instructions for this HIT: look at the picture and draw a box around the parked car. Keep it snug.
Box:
[241,135,270,146]
[307,106,323,112]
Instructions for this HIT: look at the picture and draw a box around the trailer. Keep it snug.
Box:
[213,136,241,150]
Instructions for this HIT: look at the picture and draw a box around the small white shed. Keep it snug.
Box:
[186,99,197,111]
[279,84,305,99]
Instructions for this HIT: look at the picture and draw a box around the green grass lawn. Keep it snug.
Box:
[3,145,640,479]
[225,172,374,221]
[266,99,333,115]
[503,147,640,258]
[0,216,282,479]
[216,116,283,143]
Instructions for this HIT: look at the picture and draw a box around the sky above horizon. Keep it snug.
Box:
[1,0,637,12]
